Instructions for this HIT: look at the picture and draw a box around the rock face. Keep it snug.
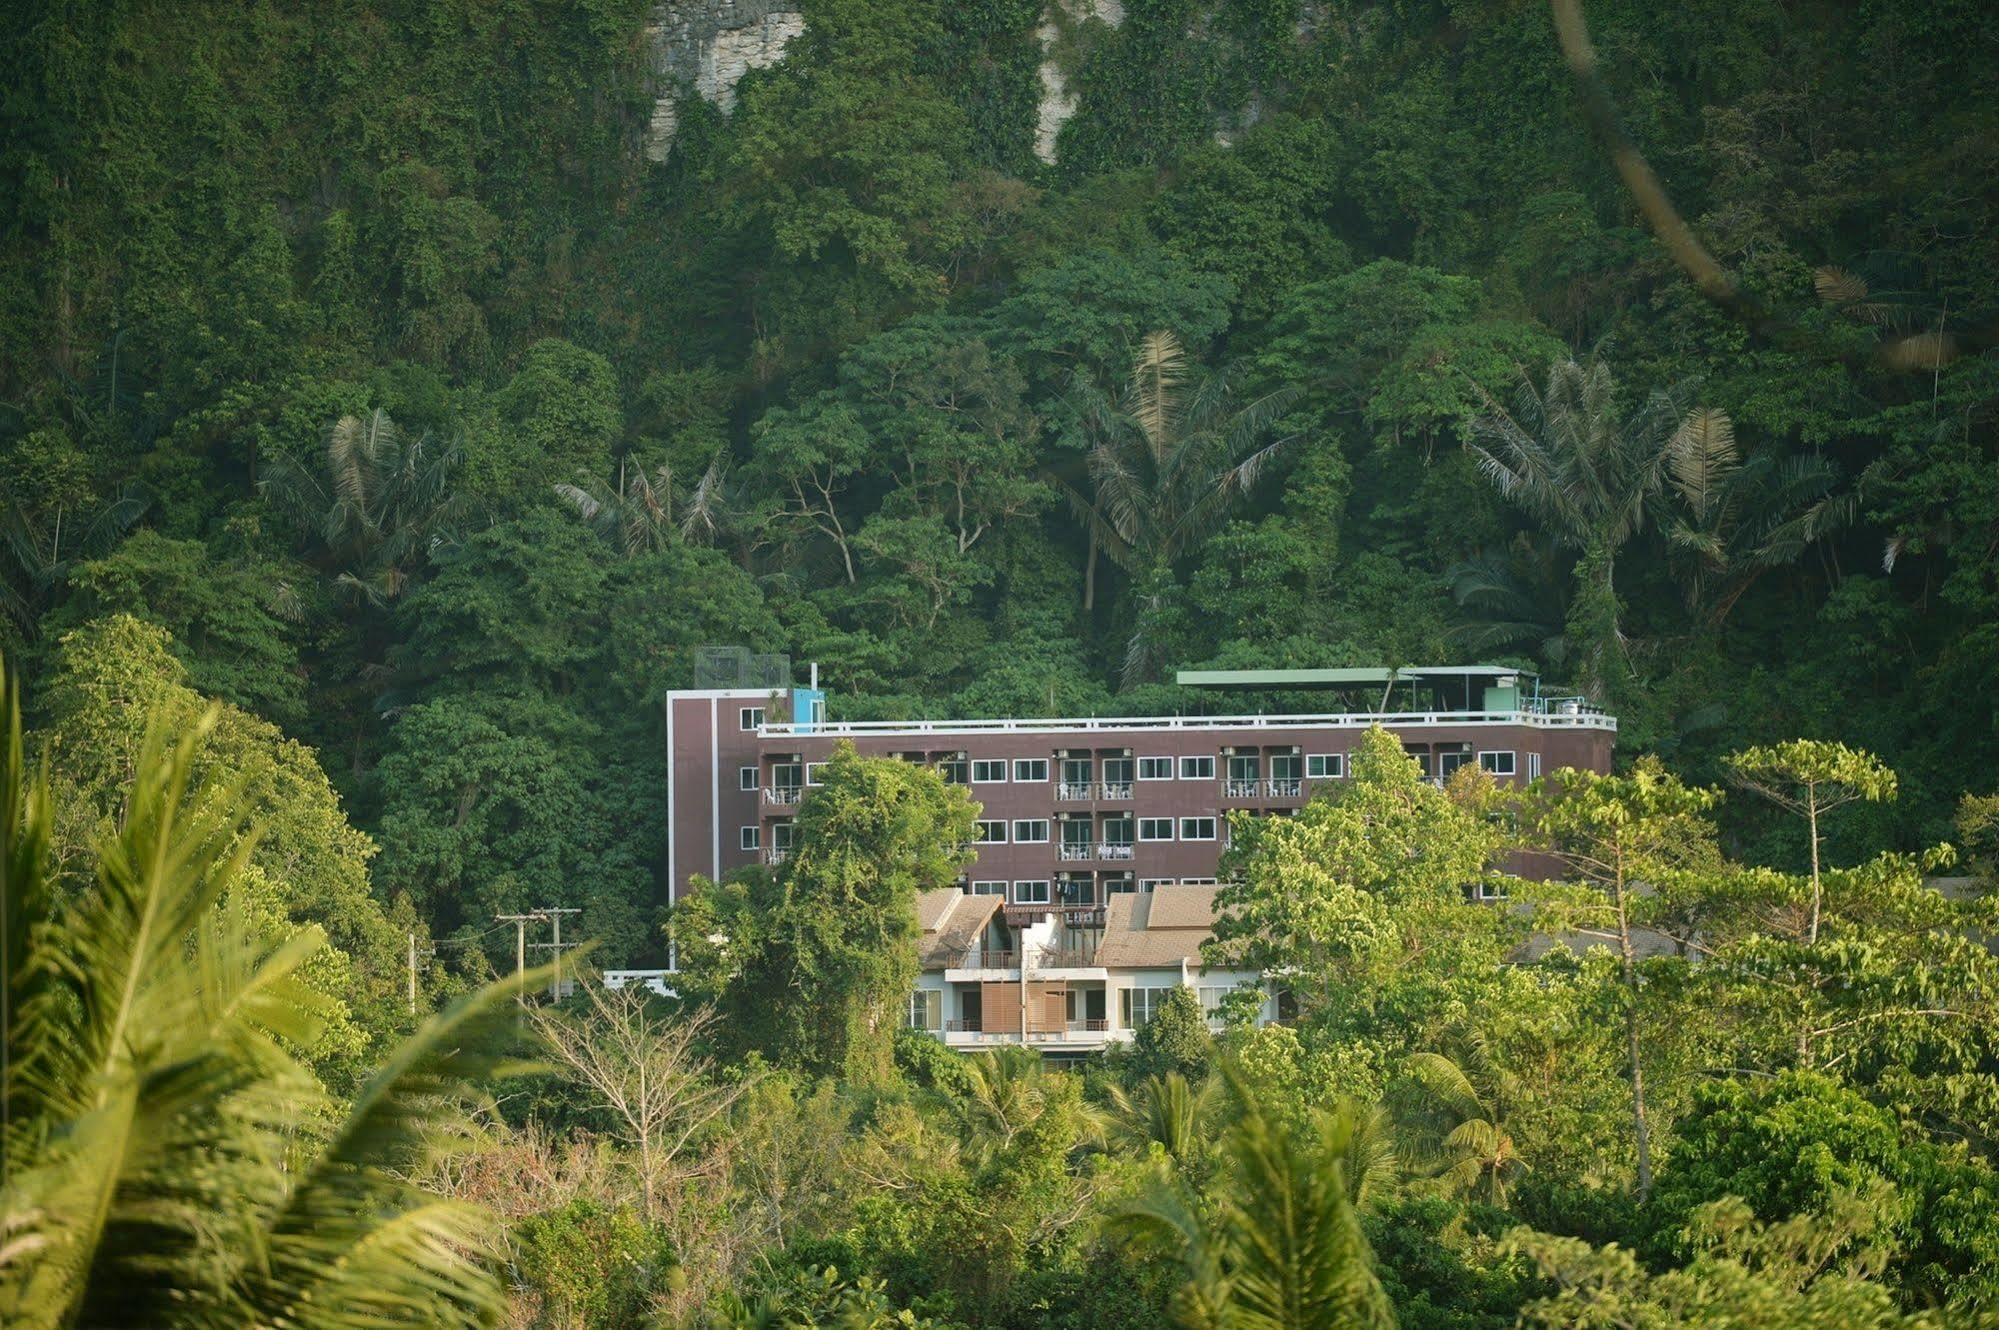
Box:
[1035,0,1124,164]
[646,1,806,160]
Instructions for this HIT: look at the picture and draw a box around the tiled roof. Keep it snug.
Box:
[917,889,1001,969]
[1096,885,1220,968]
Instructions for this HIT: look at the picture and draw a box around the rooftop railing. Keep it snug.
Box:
[762,705,1614,739]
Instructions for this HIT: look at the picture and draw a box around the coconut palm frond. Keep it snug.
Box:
[1127,330,1189,454]
[1668,408,1737,521]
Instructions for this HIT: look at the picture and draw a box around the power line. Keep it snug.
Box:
[527,906,583,1001]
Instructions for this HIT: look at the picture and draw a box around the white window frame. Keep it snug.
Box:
[1122,985,1176,1028]
[739,765,760,791]
[971,880,1007,896]
[1479,750,1517,776]
[739,825,760,851]
[1013,879,1051,905]
[1137,756,1174,781]
[1178,817,1217,841]
[805,761,829,786]
[1179,876,1218,886]
[1306,753,1344,779]
[739,706,764,731]
[1527,752,1543,779]
[1013,758,1050,783]
[1138,817,1176,841]
[1439,750,1472,778]
[974,820,1007,843]
[1012,819,1050,844]
[1179,755,1216,780]
[970,758,1008,783]
[1476,879,1511,902]
[907,989,942,1029]
[1139,878,1174,892]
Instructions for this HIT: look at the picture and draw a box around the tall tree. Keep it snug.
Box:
[1724,740,1898,945]
[1519,759,1722,1198]
[1468,356,1698,700]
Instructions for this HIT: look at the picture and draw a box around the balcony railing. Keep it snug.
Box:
[1059,842,1094,860]
[1223,778,1262,798]
[1098,780,1133,800]
[764,785,801,805]
[1265,778,1303,797]
[955,949,1018,970]
[1037,946,1100,968]
[1097,842,1135,860]
[1055,781,1094,801]
[764,847,791,865]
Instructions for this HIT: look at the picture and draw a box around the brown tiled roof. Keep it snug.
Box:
[917,889,1001,969]
[1096,885,1220,969]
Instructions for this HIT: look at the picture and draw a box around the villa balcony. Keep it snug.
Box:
[764,785,801,806]
[1098,781,1133,800]
[1097,842,1135,861]
[1055,781,1094,801]
[1223,778,1262,798]
[1059,843,1095,860]
[1265,778,1303,798]
[954,949,1019,970]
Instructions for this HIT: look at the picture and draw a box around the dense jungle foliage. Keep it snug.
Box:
[5,0,1999,1325]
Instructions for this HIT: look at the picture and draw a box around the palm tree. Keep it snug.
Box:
[1658,408,1852,625]
[554,452,731,558]
[1110,1067,1396,1330]
[1468,355,1696,700]
[1397,1039,1526,1209]
[259,408,465,607]
[1106,1072,1217,1165]
[1060,332,1297,680]
[0,659,535,1330]
[1446,539,1571,667]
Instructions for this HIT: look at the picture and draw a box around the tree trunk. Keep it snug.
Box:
[1083,526,1098,612]
[1614,873,1654,1198]
[1806,796,1822,945]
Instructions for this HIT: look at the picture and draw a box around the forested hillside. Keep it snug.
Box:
[7,3,1999,1326]
[4,0,1996,957]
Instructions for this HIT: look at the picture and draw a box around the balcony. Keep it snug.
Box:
[1059,843,1095,861]
[1037,944,1100,968]
[1265,778,1303,798]
[955,949,1019,970]
[764,785,801,806]
[1097,842,1135,861]
[1098,781,1133,800]
[1055,781,1094,801]
[1223,778,1262,799]
[764,847,791,865]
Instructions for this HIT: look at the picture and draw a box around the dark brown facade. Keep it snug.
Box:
[666,688,1617,919]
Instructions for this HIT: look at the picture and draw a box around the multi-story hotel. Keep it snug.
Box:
[664,658,1617,1051]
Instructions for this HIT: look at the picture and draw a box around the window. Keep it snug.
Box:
[1179,877,1218,886]
[739,825,760,851]
[1307,753,1344,779]
[1103,757,1135,783]
[739,765,759,791]
[1012,819,1050,843]
[1414,751,1434,778]
[1139,878,1174,892]
[805,762,829,786]
[971,759,1007,783]
[1121,986,1177,1028]
[936,758,968,784]
[1180,755,1216,780]
[1527,752,1543,779]
[1013,880,1051,905]
[1138,817,1176,841]
[907,989,941,1030]
[974,820,1007,843]
[1179,817,1217,841]
[1109,879,1143,894]
[1270,754,1302,780]
[1226,754,1260,780]
[739,707,764,731]
[1013,758,1050,782]
[1138,756,1174,780]
[1060,757,1093,784]
[971,880,1007,896]
[772,823,794,851]
[1480,750,1517,776]
[1475,879,1511,902]
[1439,751,1472,778]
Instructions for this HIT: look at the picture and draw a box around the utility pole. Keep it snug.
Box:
[529,906,583,1001]
[495,911,548,1004]
[406,931,437,1016]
